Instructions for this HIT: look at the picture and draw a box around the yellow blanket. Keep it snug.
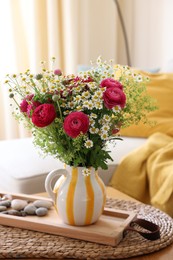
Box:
[109,132,173,217]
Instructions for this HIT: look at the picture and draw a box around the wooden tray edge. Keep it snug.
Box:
[0,192,137,246]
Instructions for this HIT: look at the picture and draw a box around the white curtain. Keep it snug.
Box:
[122,0,173,70]
[0,0,118,140]
[0,0,173,140]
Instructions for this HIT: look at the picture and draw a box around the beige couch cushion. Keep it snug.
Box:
[0,137,146,194]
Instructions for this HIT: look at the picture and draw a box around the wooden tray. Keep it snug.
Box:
[0,192,136,246]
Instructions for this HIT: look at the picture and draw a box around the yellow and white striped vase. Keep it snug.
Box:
[45,166,106,226]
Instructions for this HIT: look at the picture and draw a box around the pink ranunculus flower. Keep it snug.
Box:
[20,99,28,112]
[63,111,89,138]
[20,94,41,116]
[54,69,62,76]
[73,76,81,82]
[100,78,123,89]
[103,87,126,109]
[32,104,56,127]
[20,94,33,112]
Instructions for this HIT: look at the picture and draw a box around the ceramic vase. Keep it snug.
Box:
[45,166,106,226]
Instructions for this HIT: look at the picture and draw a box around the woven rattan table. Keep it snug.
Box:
[0,187,173,260]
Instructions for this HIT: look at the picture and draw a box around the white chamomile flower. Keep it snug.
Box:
[98,119,103,124]
[74,95,81,102]
[82,168,91,176]
[88,82,97,90]
[68,101,75,108]
[89,118,95,126]
[101,125,110,132]
[76,105,83,111]
[103,115,110,122]
[63,110,70,115]
[90,113,97,118]
[84,139,93,148]
[83,100,89,107]
[82,91,90,99]
[94,90,103,97]
[100,132,108,140]
[131,72,136,79]
[95,101,102,109]
[136,75,143,82]
[100,87,106,93]
[89,127,99,134]
[81,95,86,100]
[92,94,99,101]
[83,100,93,109]
[61,103,66,108]
[112,105,121,113]
[87,101,93,109]
[75,86,82,93]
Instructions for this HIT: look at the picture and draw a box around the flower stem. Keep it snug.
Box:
[56,100,63,120]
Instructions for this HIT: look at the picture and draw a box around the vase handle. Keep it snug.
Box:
[45,168,67,203]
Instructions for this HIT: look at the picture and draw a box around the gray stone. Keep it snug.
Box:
[33,200,53,209]
[0,210,9,214]
[0,200,11,207]
[24,204,37,215]
[6,209,24,216]
[35,207,48,216]
[11,199,28,210]
[20,210,27,216]
[0,206,7,212]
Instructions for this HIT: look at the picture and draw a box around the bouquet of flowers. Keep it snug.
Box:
[5,57,156,171]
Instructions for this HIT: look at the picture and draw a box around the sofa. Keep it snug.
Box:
[0,136,146,194]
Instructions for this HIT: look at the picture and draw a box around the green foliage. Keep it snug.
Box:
[5,57,157,170]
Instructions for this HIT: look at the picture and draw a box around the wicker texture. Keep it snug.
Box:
[0,198,173,259]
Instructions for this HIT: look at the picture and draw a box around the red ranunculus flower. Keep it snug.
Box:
[27,100,42,118]
[63,111,89,138]
[32,104,56,127]
[100,78,123,89]
[27,104,34,118]
[112,128,120,135]
[103,87,126,109]
[82,76,93,83]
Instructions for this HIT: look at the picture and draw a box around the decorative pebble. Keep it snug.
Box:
[36,207,48,216]
[0,206,7,212]
[0,211,9,214]
[1,194,12,201]
[0,200,11,208]
[11,199,28,210]
[0,194,52,218]
[6,209,25,216]
[24,204,37,215]
[33,200,53,209]
[20,210,27,216]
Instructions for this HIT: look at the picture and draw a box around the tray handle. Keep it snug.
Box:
[124,217,160,241]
